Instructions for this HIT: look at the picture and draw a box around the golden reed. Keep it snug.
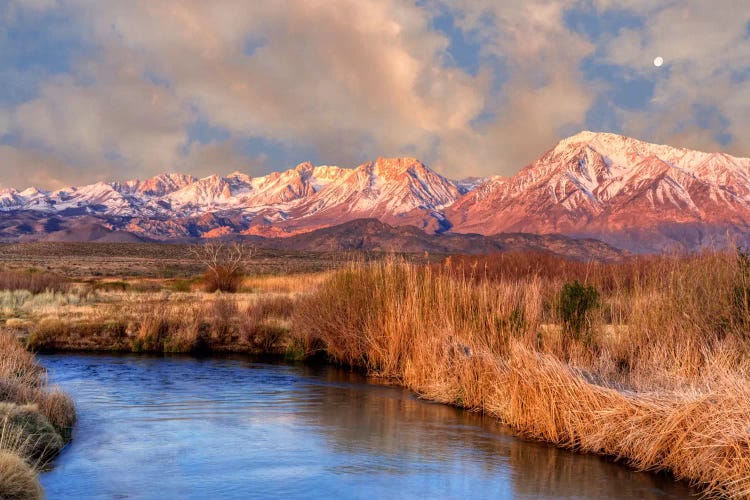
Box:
[294,254,750,497]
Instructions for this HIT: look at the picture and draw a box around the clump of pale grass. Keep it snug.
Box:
[0,446,42,500]
[0,289,91,317]
[0,403,64,462]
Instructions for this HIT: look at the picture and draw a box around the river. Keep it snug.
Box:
[39,353,694,499]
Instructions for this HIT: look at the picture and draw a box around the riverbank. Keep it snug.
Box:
[37,351,695,498]
[0,332,76,499]
[4,251,750,497]
[294,254,750,498]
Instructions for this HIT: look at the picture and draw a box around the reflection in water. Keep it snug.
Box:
[39,354,694,499]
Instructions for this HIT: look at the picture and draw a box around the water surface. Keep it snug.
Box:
[39,354,694,499]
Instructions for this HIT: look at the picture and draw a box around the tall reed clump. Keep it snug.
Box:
[0,270,68,294]
[293,255,750,497]
[0,331,75,498]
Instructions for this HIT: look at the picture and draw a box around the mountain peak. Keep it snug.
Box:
[227,171,252,183]
[295,161,315,173]
[372,157,426,178]
[565,130,601,142]
[555,131,632,150]
[4,133,750,253]
[20,187,44,197]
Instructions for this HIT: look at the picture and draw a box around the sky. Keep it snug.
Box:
[0,0,749,189]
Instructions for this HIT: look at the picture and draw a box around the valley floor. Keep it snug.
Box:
[2,249,750,497]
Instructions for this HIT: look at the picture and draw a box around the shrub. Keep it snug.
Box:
[169,279,195,293]
[208,297,239,339]
[129,281,163,293]
[556,280,599,342]
[203,266,242,293]
[190,242,254,293]
[92,280,129,292]
[133,306,171,352]
[163,323,210,354]
[240,296,294,352]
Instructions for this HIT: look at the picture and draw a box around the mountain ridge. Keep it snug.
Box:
[3,132,750,252]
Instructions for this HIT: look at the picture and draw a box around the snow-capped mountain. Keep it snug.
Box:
[0,157,462,240]
[3,133,750,252]
[271,157,462,234]
[447,131,750,251]
[111,173,197,197]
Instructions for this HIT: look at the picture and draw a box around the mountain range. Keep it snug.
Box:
[2,131,750,253]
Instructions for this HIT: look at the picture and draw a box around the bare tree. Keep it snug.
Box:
[189,241,256,292]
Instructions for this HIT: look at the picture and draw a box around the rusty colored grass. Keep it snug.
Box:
[293,255,750,497]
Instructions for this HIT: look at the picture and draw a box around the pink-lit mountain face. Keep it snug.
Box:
[447,132,750,251]
[0,157,461,240]
[2,133,750,252]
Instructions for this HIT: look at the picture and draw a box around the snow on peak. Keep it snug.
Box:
[227,171,251,181]
[7,133,750,243]
[20,187,41,196]
[114,172,197,197]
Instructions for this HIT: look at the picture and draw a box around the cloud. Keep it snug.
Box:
[0,144,76,189]
[2,0,491,187]
[592,0,750,152]
[428,1,596,176]
[0,0,748,190]
[12,65,191,170]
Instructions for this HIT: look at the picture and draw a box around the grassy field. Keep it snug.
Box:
[0,242,421,278]
[1,245,750,496]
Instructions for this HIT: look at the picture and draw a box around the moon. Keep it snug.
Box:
[653,56,664,67]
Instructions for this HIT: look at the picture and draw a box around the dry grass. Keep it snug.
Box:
[0,270,68,294]
[0,331,75,498]
[0,449,43,500]
[0,289,92,318]
[25,291,298,356]
[10,250,750,495]
[240,271,335,294]
[0,333,76,439]
[293,255,750,497]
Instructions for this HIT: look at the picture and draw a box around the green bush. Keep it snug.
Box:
[557,280,599,342]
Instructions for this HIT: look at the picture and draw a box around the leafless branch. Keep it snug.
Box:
[189,241,256,292]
